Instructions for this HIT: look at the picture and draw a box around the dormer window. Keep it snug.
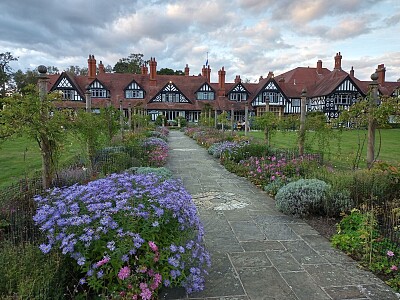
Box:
[150,82,190,103]
[90,80,109,98]
[229,93,247,101]
[228,83,249,102]
[53,75,83,101]
[125,81,145,99]
[196,83,215,100]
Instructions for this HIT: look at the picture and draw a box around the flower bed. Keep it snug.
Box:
[33,173,210,299]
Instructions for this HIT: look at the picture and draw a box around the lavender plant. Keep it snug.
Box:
[33,173,210,299]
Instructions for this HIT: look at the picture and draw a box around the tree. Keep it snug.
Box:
[217,111,229,132]
[13,69,39,92]
[113,53,145,74]
[0,52,18,98]
[70,110,107,172]
[339,95,399,169]
[65,65,88,76]
[255,112,280,146]
[0,84,68,188]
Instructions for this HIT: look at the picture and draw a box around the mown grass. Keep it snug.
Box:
[246,128,400,169]
[0,134,82,188]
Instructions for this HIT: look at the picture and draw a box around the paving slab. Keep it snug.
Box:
[165,130,400,300]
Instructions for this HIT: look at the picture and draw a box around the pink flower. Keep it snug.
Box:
[387,250,395,257]
[96,256,110,267]
[390,265,398,271]
[118,266,131,280]
[148,241,158,252]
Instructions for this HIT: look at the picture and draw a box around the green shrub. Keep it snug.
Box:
[331,209,378,259]
[324,188,353,216]
[264,177,290,197]
[352,168,400,206]
[133,167,173,180]
[275,179,330,217]
[221,159,248,177]
[100,151,132,174]
[226,143,270,163]
[0,241,73,299]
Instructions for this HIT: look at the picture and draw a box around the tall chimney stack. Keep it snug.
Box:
[234,75,241,84]
[185,64,190,76]
[350,66,354,77]
[376,64,386,85]
[88,55,96,80]
[98,61,105,74]
[317,60,322,75]
[334,52,342,70]
[218,67,226,96]
[149,57,157,85]
[206,65,211,83]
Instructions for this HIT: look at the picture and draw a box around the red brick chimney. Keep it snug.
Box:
[234,75,241,84]
[267,71,274,78]
[88,54,96,80]
[317,60,322,75]
[185,64,189,76]
[141,64,148,75]
[350,66,354,77]
[376,64,386,85]
[205,65,210,83]
[149,57,157,85]
[334,52,342,70]
[218,67,226,96]
[98,60,105,74]
[201,65,207,78]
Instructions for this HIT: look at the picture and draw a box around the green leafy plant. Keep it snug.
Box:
[275,179,330,217]
[0,241,73,299]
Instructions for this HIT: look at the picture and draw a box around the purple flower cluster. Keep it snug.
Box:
[215,141,243,158]
[33,172,210,296]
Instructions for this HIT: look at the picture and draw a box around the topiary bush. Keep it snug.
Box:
[275,179,330,217]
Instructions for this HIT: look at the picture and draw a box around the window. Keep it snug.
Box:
[60,89,82,101]
[230,93,247,101]
[197,91,215,100]
[292,99,300,107]
[91,89,107,98]
[125,90,144,99]
[151,82,189,103]
[125,81,145,99]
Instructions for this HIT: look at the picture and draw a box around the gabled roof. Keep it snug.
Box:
[311,69,350,97]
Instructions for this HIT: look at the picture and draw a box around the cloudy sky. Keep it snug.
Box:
[1,0,399,83]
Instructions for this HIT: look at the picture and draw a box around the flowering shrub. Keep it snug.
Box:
[331,209,400,291]
[142,137,169,167]
[242,155,317,187]
[208,141,243,158]
[33,173,210,298]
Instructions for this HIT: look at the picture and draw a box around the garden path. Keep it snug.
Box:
[160,130,399,300]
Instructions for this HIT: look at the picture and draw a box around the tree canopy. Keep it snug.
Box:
[0,52,18,98]
[157,68,184,75]
[113,53,145,74]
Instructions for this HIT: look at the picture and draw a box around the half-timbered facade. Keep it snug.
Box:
[46,53,399,124]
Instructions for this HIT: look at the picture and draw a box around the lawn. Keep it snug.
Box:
[0,134,82,188]
[246,128,400,169]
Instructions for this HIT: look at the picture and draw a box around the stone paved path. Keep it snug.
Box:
[160,130,399,300]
